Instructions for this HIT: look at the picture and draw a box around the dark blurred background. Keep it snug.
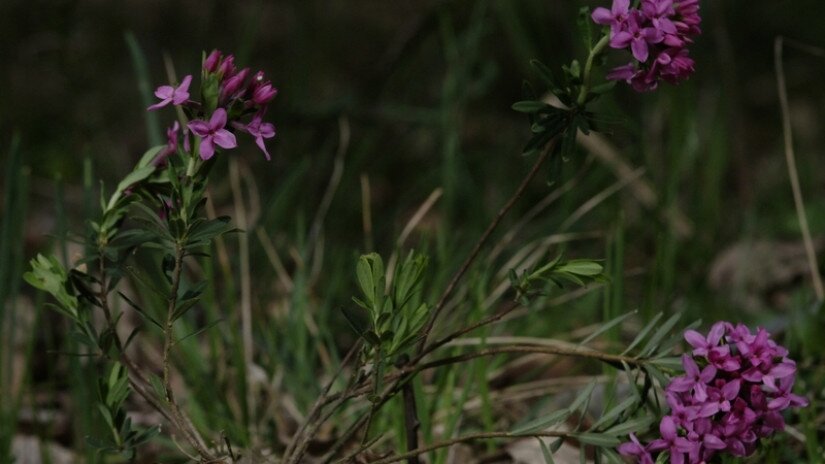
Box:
[2,0,825,459]
[4,0,825,350]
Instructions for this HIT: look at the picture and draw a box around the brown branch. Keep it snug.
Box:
[359,431,568,464]
[401,381,420,464]
[284,340,363,464]
[98,243,213,460]
[415,299,521,363]
[416,139,557,353]
[160,245,214,459]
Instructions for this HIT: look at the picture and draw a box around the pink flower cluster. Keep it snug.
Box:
[148,49,278,161]
[619,322,808,464]
[591,0,700,92]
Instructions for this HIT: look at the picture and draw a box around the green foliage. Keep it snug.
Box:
[349,251,431,360]
[23,254,78,319]
[88,363,160,459]
[509,254,606,305]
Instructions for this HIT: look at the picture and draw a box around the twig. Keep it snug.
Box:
[360,431,567,464]
[416,139,557,353]
[162,245,213,458]
[416,300,521,362]
[401,382,421,464]
[284,340,363,464]
[774,36,824,301]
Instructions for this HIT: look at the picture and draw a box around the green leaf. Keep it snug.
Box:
[148,374,166,400]
[572,432,620,447]
[537,438,556,464]
[577,7,594,48]
[649,356,683,371]
[579,310,636,347]
[356,253,385,315]
[569,380,597,415]
[530,59,558,89]
[589,396,637,431]
[24,254,78,318]
[555,259,603,276]
[512,408,571,434]
[118,291,163,330]
[177,319,224,344]
[137,145,165,168]
[604,415,655,436]
[107,165,156,212]
[512,100,549,113]
[621,312,663,355]
[640,312,682,357]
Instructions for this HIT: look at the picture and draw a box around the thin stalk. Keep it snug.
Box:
[577,34,610,105]
[774,37,824,300]
[416,139,557,353]
[359,431,568,464]
[284,340,363,464]
[161,245,213,458]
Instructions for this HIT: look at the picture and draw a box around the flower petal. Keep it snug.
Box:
[188,120,211,137]
[659,416,677,440]
[591,7,614,25]
[255,135,272,160]
[199,137,215,160]
[154,85,174,99]
[209,108,228,131]
[147,99,171,111]
[212,129,237,149]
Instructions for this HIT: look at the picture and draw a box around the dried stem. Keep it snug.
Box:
[416,139,557,353]
[161,245,214,459]
[354,431,568,464]
[774,36,824,301]
[98,242,213,460]
[284,340,363,464]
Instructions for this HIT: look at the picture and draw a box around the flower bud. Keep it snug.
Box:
[204,49,222,73]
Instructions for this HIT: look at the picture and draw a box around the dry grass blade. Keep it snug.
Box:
[774,36,824,301]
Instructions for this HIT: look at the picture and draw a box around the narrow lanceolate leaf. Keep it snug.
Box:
[537,438,556,464]
[640,312,682,357]
[107,165,156,212]
[512,408,571,434]
[656,318,701,358]
[604,415,656,437]
[512,100,550,113]
[589,396,638,431]
[579,310,637,347]
[649,356,683,371]
[621,312,663,355]
[569,380,597,415]
[573,432,620,447]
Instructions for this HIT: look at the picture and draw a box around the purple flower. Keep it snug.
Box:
[648,416,696,464]
[704,379,741,416]
[592,0,701,90]
[147,75,192,111]
[668,355,716,402]
[154,121,180,166]
[233,113,276,160]
[188,108,237,160]
[610,12,662,62]
[641,0,677,35]
[767,377,809,410]
[204,49,222,72]
[592,0,630,34]
[221,67,251,102]
[684,322,726,358]
[219,54,236,79]
[618,321,808,463]
[618,433,655,464]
